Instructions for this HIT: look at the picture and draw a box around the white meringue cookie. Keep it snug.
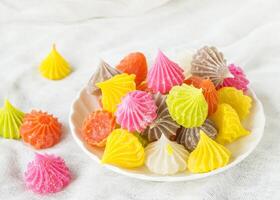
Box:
[145,134,189,175]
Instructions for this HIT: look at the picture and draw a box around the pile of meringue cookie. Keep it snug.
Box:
[84,46,252,175]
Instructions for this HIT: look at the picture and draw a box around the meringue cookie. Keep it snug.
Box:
[24,153,71,194]
[188,131,231,173]
[166,84,208,128]
[87,60,121,96]
[0,100,24,139]
[176,119,217,152]
[210,103,250,144]
[191,46,231,87]
[145,134,189,175]
[116,91,157,132]
[39,44,72,80]
[102,129,145,168]
[142,93,180,142]
[148,50,184,94]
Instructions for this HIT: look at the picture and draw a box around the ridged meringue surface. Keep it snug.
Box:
[116,91,157,132]
[147,50,184,94]
[102,129,145,168]
[39,44,72,80]
[87,60,121,96]
[188,131,231,173]
[0,100,24,139]
[219,64,249,92]
[210,103,250,144]
[145,134,189,175]
[142,93,180,142]
[96,73,136,113]
[176,119,217,152]
[191,46,231,87]
[24,153,71,194]
[166,84,208,128]
[218,87,252,120]
[20,110,62,149]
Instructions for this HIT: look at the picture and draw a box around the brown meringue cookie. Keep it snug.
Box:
[87,60,121,96]
[191,46,230,87]
[142,93,180,142]
[176,119,217,152]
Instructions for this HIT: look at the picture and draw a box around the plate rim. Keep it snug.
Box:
[69,86,265,182]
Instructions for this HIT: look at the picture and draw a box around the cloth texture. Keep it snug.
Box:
[0,0,279,199]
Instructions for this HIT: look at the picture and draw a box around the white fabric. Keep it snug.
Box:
[0,0,279,199]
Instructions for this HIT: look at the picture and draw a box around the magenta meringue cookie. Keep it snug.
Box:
[147,50,185,94]
[219,64,249,92]
[24,153,71,194]
[115,91,157,132]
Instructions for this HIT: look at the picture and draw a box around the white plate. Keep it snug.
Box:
[69,87,265,182]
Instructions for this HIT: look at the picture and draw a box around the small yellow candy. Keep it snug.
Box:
[0,100,24,139]
[102,129,145,168]
[39,44,72,80]
[188,131,231,173]
[96,73,136,113]
[210,103,250,144]
[218,87,252,120]
[166,84,208,128]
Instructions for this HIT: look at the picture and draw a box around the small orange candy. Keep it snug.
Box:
[20,110,62,149]
[116,52,148,86]
[82,110,115,147]
[184,76,218,115]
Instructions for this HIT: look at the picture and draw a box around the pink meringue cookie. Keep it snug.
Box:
[148,50,185,94]
[116,91,157,132]
[24,153,71,194]
[219,64,249,92]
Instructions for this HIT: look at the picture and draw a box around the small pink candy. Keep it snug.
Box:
[219,64,249,92]
[24,153,71,194]
[148,50,185,94]
[116,91,157,132]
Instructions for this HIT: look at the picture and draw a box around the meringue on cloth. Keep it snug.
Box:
[96,73,136,113]
[116,52,148,86]
[210,103,250,144]
[191,46,231,87]
[145,134,189,175]
[218,64,249,92]
[39,44,72,80]
[115,91,157,132]
[0,100,24,139]
[218,87,252,120]
[166,84,208,128]
[20,110,62,149]
[185,76,218,115]
[188,131,231,173]
[147,50,184,94]
[24,153,71,194]
[102,129,145,168]
[142,93,180,142]
[87,60,121,96]
[176,119,217,152]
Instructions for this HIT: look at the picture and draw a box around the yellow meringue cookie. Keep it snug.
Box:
[210,103,250,144]
[96,73,136,113]
[101,129,145,168]
[39,44,72,80]
[188,131,231,173]
[218,87,252,120]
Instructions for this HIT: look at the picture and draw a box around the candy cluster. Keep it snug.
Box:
[85,46,252,175]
